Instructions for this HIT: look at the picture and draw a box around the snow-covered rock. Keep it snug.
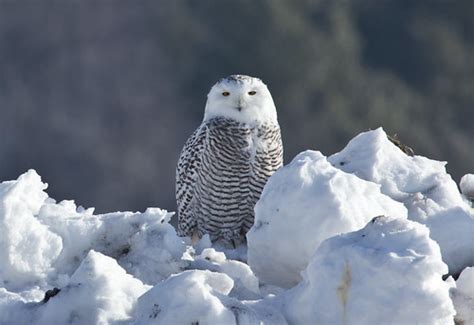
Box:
[281,216,455,325]
[451,267,474,324]
[247,150,407,288]
[329,127,474,275]
[134,270,236,325]
[0,170,62,290]
[36,250,150,325]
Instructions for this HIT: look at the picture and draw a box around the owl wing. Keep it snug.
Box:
[176,123,208,237]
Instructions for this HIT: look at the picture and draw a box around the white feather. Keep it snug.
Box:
[203,75,278,126]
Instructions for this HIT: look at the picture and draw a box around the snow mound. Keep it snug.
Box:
[134,269,286,325]
[37,250,150,325]
[189,248,260,300]
[134,270,236,325]
[247,150,407,288]
[282,216,455,325]
[329,128,474,275]
[460,173,474,200]
[0,170,62,290]
[0,170,187,290]
[451,267,474,324]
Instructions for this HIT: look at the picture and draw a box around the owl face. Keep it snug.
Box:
[203,75,278,125]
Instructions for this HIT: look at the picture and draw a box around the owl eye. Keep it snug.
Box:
[248,91,257,96]
[222,91,230,97]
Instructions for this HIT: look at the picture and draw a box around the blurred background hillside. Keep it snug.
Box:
[0,1,473,213]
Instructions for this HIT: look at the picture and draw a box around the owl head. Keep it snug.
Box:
[203,75,278,125]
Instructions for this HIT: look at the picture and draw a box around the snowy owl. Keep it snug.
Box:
[176,75,283,244]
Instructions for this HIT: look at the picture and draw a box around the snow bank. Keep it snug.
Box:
[282,216,455,325]
[0,170,187,290]
[37,250,150,325]
[2,170,282,325]
[1,127,472,325]
[451,267,474,324]
[247,150,407,288]
[329,128,474,275]
[0,170,62,290]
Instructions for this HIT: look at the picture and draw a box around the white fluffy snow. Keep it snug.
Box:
[1,126,473,324]
[329,127,474,275]
[0,170,62,290]
[247,150,407,288]
[281,216,455,325]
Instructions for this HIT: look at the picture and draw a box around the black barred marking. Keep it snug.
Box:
[176,117,283,242]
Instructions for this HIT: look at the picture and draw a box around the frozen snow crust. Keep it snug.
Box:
[0,127,472,324]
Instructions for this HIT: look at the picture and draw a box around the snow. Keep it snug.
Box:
[329,127,474,275]
[1,126,473,324]
[460,173,474,200]
[134,270,236,324]
[281,216,455,325]
[247,150,407,288]
[0,170,62,290]
[451,267,474,324]
[189,247,260,300]
[37,201,187,286]
[36,250,150,325]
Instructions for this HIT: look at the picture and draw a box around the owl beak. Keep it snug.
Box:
[236,99,243,111]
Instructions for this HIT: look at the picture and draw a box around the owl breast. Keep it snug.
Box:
[194,117,283,242]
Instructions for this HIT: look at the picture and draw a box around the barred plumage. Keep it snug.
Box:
[176,75,283,243]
